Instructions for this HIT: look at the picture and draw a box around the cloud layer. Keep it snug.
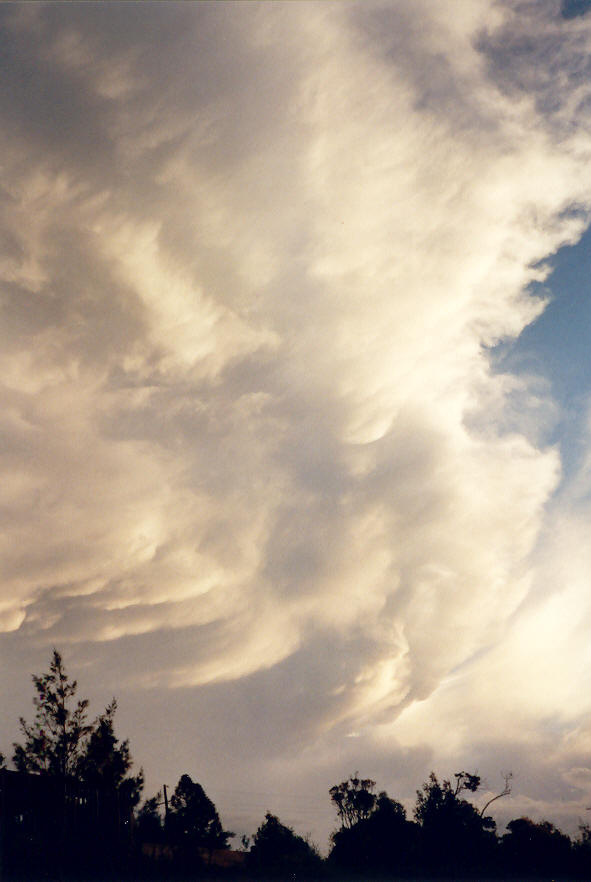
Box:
[3,0,591,843]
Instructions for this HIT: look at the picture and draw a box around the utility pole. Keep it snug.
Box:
[0,769,5,882]
[162,784,170,826]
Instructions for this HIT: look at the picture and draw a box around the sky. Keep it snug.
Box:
[3,0,591,849]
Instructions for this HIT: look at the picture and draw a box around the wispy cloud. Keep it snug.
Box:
[2,0,591,840]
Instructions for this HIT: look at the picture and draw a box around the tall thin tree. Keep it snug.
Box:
[13,649,91,777]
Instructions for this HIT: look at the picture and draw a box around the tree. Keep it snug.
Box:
[479,771,513,817]
[573,822,591,877]
[247,812,322,877]
[330,790,417,875]
[168,773,232,860]
[414,772,498,875]
[79,699,143,807]
[136,793,164,844]
[13,649,92,777]
[11,650,143,877]
[78,698,144,864]
[329,772,377,829]
[451,770,481,796]
[501,816,572,876]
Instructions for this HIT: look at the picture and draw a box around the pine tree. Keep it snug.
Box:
[13,649,91,777]
[79,699,143,805]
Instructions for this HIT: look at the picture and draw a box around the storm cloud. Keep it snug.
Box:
[2,0,591,845]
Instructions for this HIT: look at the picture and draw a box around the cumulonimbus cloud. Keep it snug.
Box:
[1,1,591,767]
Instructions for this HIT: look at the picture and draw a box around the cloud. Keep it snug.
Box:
[561,0,591,20]
[376,407,591,832]
[3,0,591,841]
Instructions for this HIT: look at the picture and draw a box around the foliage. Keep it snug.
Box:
[136,792,164,843]
[414,771,497,874]
[13,649,92,777]
[0,659,584,881]
[573,822,591,877]
[330,790,417,874]
[501,816,572,876]
[247,811,322,876]
[168,773,232,854]
[329,772,377,829]
[7,650,144,879]
[452,770,481,794]
[79,699,143,808]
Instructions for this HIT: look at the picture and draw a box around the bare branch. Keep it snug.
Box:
[479,771,513,817]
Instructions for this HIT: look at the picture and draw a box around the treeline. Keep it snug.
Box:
[2,651,591,880]
[323,771,590,880]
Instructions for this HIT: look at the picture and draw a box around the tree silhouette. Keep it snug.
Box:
[573,822,591,877]
[136,792,164,843]
[451,770,481,795]
[13,649,92,777]
[168,773,232,861]
[78,699,144,867]
[414,772,497,875]
[501,816,572,876]
[79,699,143,805]
[247,811,322,877]
[330,790,417,875]
[329,772,377,829]
[9,650,142,879]
[479,771,513,817]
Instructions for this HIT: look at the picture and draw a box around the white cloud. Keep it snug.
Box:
[3,0,591,841]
